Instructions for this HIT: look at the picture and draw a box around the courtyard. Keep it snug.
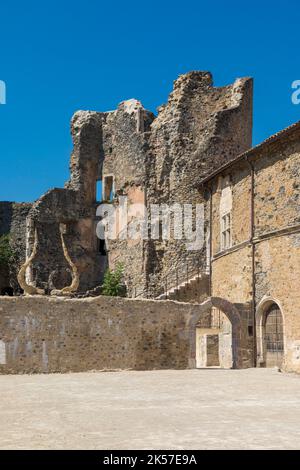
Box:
[0,368,300,450]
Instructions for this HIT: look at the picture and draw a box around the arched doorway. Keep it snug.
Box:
[264,303,284,368]
[195,308,233,368]
[190,297,242,369]
[256,298,284,368]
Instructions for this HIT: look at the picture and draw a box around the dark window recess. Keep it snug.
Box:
[1,286,13,296]
[98,239,107,255]
[103,176,114,201]
[248,325,253,337]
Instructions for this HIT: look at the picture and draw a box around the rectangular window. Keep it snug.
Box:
[221,212,231,250]
[103,175,114,201]
[97,238,107,256]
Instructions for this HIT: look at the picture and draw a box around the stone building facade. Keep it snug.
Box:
[199,121,300,373]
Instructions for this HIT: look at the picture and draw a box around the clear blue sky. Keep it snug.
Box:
[1,0,300,202]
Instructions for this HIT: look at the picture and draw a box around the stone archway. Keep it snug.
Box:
[256,297,285,368]
[188,297,242,369]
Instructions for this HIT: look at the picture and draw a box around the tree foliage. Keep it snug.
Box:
[101,263,124,296]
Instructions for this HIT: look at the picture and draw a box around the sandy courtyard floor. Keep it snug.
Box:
[0,368,300,450]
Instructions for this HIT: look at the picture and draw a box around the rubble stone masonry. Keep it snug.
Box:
[0,202,32,294]
[0,296,208,374]
[205,122,300,373]
[21,71,253,297]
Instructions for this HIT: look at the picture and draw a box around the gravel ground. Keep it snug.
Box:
[0,368,299,449]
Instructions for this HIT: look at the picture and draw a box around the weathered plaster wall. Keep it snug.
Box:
[100,102,153,295]
[0,296,208,374]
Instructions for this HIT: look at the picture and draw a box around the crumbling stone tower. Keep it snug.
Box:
[145,72,253,296]
[23,71,252,296]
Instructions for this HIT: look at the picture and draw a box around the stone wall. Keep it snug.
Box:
[211,162,252,255]
[211,246,253,304]
[101,100,154,296]
[0,202,31,294]
[145,72,253,297]
[255,235,300,373]
[252,133,300,373]
[0,202,13,236]
[0,295,210,374]
[20,71,253,297]
[0,202,10,293]
[26,112,106,293]
[97,73,253,298]
[167,274,209,303]
[253,136,300,236]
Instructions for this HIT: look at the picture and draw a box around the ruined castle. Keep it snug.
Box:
[1,71,300,375]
